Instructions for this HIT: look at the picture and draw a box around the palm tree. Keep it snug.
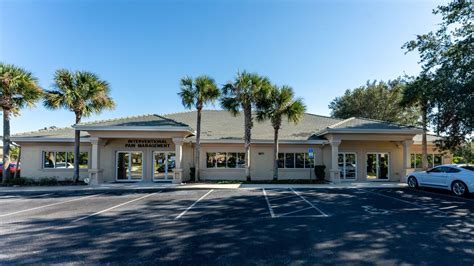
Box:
[44,70,115,182]
[221,71,271,181]
[256,85,306,180]
[0,63,43,183]
[400,74,434,170]
[178,75,220,181]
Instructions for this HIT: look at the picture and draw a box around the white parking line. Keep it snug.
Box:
[0,194,99,218]
[174,189,213,220]
[278,207,314,217]
[262,188,276,218]
[72,192,160,222]
[290,188,329,217]
[362,189,448,216]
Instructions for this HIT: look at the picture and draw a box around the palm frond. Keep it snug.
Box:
[47,69,115,119]
[0,63,42,113]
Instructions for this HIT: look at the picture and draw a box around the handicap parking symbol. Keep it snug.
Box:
[361,205,391,215]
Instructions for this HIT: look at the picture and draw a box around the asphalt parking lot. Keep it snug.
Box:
[1,187,473,265]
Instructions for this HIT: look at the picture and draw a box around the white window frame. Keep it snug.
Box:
[338,152,357,180]
[115,151,144,182]
[410,153,443,169]
[42,151,89,169]
[152,151,175,181]
[366,152,390,180]
[206,152,245,169]
[278,152,313,169]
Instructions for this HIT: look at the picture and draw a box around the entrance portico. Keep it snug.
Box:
[74,116,195,184]
[323,135,420,183]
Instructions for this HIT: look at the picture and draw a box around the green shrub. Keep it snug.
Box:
[314,165,326,180]
[4,177,35,186]
[37,177,59,186]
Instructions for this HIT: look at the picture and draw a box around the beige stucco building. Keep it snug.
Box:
[12,110,451,184]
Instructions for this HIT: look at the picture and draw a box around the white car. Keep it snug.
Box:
[407,164,474,197]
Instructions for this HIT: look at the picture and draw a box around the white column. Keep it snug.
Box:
[88,137,102,186]
[172,138,184,184]
[402,140,414,182]
[329,140,341,184]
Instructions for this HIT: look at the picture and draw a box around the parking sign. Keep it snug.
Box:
[308,148,314,159]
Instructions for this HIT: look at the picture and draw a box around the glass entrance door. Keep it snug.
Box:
[366,153,389,180]
[153,152,176,181]
[338,153,357,180]
[116,152,143,181]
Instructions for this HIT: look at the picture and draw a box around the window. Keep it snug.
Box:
[42,151,89,169]
[285,153,295,168]
[434,154,442,166]
[410,153,443,169]
[206,152,245,168]
[207,152,216,168]
[216,153,227,168]
[339,152,357,180]
[116,151,143,181]
[277,153,285,168]
[446,167,461,173]
[460,165,474,171]
[295,153,305,168]
[43,152,55,168]
[237,153,245,168]
[427,167,442,173]
[278,153,314,168]
[227,153,237,168]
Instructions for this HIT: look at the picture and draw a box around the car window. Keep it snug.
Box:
[446,167,461,173]
[428,167,442,173]
[460,165,474,171]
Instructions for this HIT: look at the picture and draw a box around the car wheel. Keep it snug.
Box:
[451,181,468,197]
[407,176,418,188]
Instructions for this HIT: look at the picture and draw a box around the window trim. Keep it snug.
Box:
[338,152,357,180]
[410,153,443,169]
[152,151,176,180]
[115,151,144,182]
[206,152,246,169]
[42,151,89,170]
[278,152,314,169]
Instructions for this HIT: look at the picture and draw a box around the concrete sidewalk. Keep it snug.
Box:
[184,181,408,189]
[0,183,177,193]
[0,181,406,193]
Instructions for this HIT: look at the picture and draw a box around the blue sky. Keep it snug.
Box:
[1,0,445,133]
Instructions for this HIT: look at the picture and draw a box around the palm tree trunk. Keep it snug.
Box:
[421,105,428,170]
[244,105,252,182]
[195,107,202,181]
[73,115,81,183]
[273,127,279,181]
[14,145,21,179]
[2,109,11,183]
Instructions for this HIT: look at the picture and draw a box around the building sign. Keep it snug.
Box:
[125,139,170,148]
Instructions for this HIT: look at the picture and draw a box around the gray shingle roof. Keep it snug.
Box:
[77,114,189,128]
[163,110,341,141]
[328,117,416,130]
[12,127,90,141]
[12,110,420,142]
